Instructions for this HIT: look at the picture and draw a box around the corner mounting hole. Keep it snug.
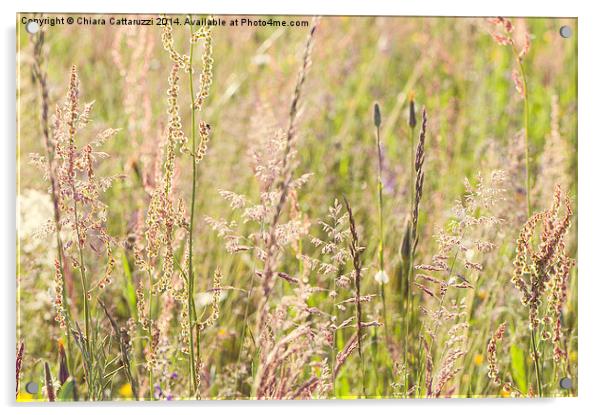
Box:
[559,377,572,389]
[559,25,572,38]
[25,21,40,34]
[25,381,39,394]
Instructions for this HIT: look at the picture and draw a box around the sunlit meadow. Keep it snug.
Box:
[16,14,577,401]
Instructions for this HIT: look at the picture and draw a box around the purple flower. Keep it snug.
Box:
[153,384,163,399]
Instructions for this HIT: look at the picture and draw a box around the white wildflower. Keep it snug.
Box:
[17,189,55,265]
[465,248,476,261]
[196,290,227,307]
[374,270,389,284]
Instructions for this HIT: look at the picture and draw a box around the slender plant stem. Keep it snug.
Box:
[409,124,415,233]
[235,223,262,396]
[530,329,543,397]
[511,44,541,395]
[374,110,393,396]
[71,187,90,348]
[420,230,466,397]
[33,44,75,374]
[187,21,198,396]
[511,45,531,217]
[345,198,367,398]
[54,224,75,375]
[375,118,389,348]
[331,273,337,397]
[520,62,531,217]
[71,186,95,399]
[403,122,415,395]
[147,270,154,400]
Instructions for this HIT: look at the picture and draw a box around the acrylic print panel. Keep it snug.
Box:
[16,13,577,401]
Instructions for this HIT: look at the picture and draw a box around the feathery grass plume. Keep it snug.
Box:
[53,65,119,302]
[404,92,419,259]
[29,64,120,399]
[208,130,339,399]
[16,341,24,398]
[308,198,380,397]
[30,29,66,280]
[487,17,532,216]
[111,23,155,148]
[261,307,327,399]
[401,92,418,268]
[281,17,319,174]
[411,108,427,241]
[30,27,75,363]
[207,128,313,398]
[511,184,574,396]
[206,22,318,381]
[420,310,469,398]
[535,95,572,206]
[316,360,333,398]
[256,18,318,317]
[302,198,364,396]
[290,333,361,399]
[244,263,335,399]
[343,197,368,398]
[111,24,165,196]
[253,324,311,399]
[404,92,419,261]
[501,130,529,226]
[416,170,506,397]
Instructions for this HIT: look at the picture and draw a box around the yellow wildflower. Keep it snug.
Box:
[118,383,133,398]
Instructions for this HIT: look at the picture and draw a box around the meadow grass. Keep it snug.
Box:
[16,15,577,400]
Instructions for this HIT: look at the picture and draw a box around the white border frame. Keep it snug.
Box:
[3,2,599,414]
